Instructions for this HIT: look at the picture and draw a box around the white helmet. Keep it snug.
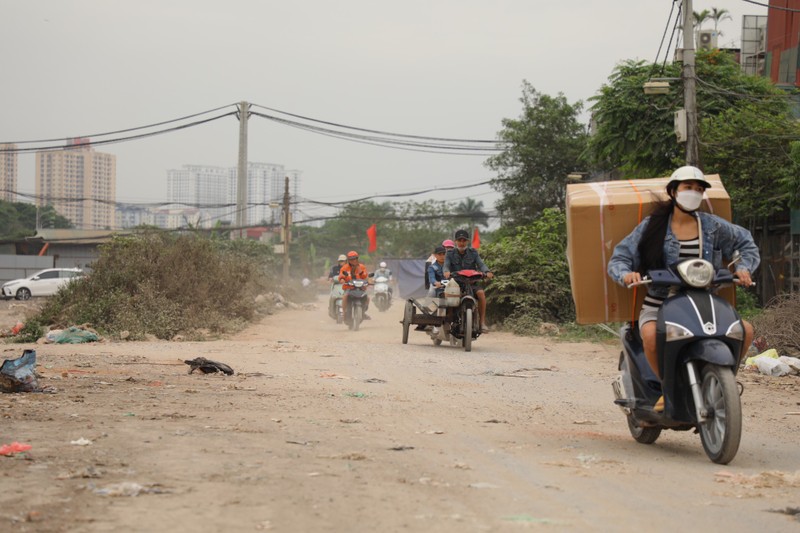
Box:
[379,261,387,268]
[337,254,347,261]
[668,166,711,190]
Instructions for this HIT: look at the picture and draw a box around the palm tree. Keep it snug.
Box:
[453,198,489,236]
[693,9,710,30]
[711,7,732,36]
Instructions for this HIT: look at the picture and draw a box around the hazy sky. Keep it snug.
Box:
[0,1,766,223]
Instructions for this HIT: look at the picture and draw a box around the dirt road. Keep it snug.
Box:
[1,297,799,532]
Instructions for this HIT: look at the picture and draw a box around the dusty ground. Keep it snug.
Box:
[0,296,799,532]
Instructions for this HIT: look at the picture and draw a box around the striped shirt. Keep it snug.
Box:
[641,237,701,311]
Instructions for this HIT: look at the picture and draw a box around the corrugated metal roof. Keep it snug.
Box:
[29,229,132,244]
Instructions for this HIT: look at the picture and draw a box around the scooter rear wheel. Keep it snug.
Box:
[698,364,742,465]
[626,416,661,444]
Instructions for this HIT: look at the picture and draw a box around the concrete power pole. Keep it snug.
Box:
[682,0,700,166]
[282,176,291,284]
[236,101,250,239]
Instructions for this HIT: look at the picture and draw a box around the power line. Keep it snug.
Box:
[251,111,502,155]
[251,103,502,144]
[1,178,497,210]
[653,1,680,72]
[0,112,237,154]
[0,104,238,145]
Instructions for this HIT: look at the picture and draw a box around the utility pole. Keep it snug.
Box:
[236,101,250,239]
[282,176,290,284]
[682,0,700,166]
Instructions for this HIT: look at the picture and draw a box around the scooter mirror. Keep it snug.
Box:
[727,250,742,270]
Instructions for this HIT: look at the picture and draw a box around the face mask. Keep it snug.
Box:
[675,190,703,212]
[456,243,468,252]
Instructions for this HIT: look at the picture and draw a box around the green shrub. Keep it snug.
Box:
[482,208,575,330]
[31,231,276,340]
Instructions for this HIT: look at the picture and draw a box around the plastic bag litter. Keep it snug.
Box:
[47,326,99,344]
[0,442,32,456]
[745,348,779,366]
[0,349,40,393]
[779,356,800,374]
[755,357,792,377]
[745,349,796,376]
[93,482,169,497]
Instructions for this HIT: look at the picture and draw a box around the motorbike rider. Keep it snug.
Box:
[373,261,394,300]
[327,254,347,319]
[424,239,456,291]
[328,254,346,281]
[427,245,447,298]
[607,166,760,411]
[444,229,494,333]
[338,250,371,321]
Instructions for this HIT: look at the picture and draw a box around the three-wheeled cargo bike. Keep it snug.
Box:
[400,269,484,352]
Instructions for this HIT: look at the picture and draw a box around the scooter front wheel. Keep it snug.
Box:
[626,416,661,444]
[352,305,363,331]
[698,364,742,465]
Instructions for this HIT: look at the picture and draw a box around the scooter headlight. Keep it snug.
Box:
[726,321,744,341]
[676,259,714,288]
[665,321,694,342]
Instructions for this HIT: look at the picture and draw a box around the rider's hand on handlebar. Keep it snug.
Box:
[734,269,753,287]
[623,272,642,286]
[485,272,494,280]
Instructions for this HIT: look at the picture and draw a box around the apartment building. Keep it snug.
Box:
[166,162,301,228]
[0,143,18,203]
[35,138,116,229]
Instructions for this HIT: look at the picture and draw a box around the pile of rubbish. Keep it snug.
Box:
[745,349,800,377]
[0,349,40,393]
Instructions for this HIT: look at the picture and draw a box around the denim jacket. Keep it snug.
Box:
[607,211,760,299]
[444,247,489,276]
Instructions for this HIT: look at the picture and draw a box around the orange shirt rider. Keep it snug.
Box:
[338,261,369,289]
[338,251,370,318]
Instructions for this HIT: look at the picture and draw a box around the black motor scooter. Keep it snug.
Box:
[341,272,372,331]
[612,257,747,464]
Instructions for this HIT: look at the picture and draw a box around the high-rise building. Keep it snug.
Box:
[35,138,117,230]
[166,162,301,228]
[1,143,18,203]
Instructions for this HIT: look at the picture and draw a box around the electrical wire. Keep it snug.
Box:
[251,112,503,156]
[0,112,238,154]
[662,3,683,74]
[653,0,679,72]
[0,103,239,145]
[251,103,501,144]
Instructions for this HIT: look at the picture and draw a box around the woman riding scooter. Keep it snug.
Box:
[607,166,760,411]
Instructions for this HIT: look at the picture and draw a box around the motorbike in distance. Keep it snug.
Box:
[340,271,372,331]
[328,280,344,324]
[437,269,484,351]
[612,256,749,464]
[372,275,392,312]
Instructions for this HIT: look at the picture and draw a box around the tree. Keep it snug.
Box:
[710,7,732,34]
[481,208,574,329]
[585,50,800,222]
[486,81,587,226]
[0,201,73,240]
[453,197,489,233]
[693,9,711,30]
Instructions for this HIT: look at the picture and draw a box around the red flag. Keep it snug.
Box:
[472,227,480,249]
[366,224,377,253]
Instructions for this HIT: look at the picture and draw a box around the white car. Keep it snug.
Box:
[1,268,84,301]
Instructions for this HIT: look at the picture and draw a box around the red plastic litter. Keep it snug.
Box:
[0,442,32,456]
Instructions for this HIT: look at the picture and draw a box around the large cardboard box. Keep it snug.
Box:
[566,175,733,324]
